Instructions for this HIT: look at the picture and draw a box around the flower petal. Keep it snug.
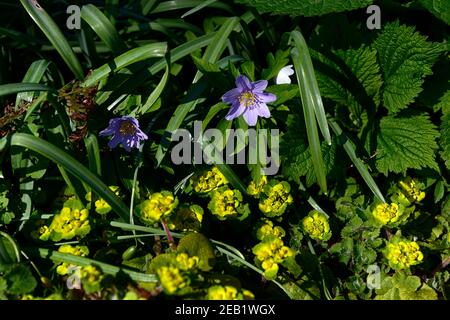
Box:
[235,75,252,91]
[108,135,123,149]
[257,92,277,103]
[225,102,245,120]
[276,65,294,85]
[222,88,242,104]
[243,108,259,126]
[252,80,268,92]
[257,103,271,118]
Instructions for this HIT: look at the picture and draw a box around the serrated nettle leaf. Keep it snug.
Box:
[374,21,444,113]
[376,114,440,175]
[416,0,450,25]
[312,45,382,121]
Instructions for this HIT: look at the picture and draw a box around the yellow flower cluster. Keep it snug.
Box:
[157,266,187,295]
[176,253,199,271]
[247,176,268,198]
[398,178,425,205]
[385,240,424,270]
[208,188,248,221]
[259,181,293,217]
[302,210,331,241]
[193,167,228,193]
[39,207,90,241]
[85,186,120,215]
[56,245,89,275]
[372,203,402,225]
[256,219,286,241]
[138,191,178,225]
[253,236,294,279]
[80,265,103,294]
[206,285,254,300]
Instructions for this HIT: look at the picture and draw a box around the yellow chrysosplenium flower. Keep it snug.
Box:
[56,245,89,275]
[384,240,424,270]
[208,187,249,221]
[259,181,293,217]
[192,167,228,193]
[80,265,103,294]
[206,285,254,300]
[398,178,425,205]
[302,210,331,241]
[247,175,268,198]
[252,236,294,280]
[39,207,90,241]
[256,219,286,241]
[175,253,199,271]
[137,191,178,225]
[157,266,187,295]
[372,203,402,225]
[85,186,120,215]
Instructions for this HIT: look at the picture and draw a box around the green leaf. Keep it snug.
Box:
[3,264,37,295]
[376,114,440,175]
[9,133,130,221]
[313,45,382,118]
[438,91,450,169]
[0,83,56,97]
[416,0,450,25]
[83,42,167,87]
[137,64,170,115]
[177,233,216,271]
[19,0,84,80]
[280,115,337,187]
[374,21,444,113]
[376,273,438,300]
[84,134,102,176]
[0,232,20,265]
[16,60,51,106]
[234,0,373,16]
[81,4,127,55]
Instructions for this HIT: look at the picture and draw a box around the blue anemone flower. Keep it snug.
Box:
[99,116,148,152]
[222,75,277,126]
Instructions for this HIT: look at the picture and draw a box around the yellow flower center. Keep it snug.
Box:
[239,91,257,108]
[119,121,136,135]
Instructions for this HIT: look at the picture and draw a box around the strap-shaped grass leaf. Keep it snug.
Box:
[81,4,127,55]
[82,42,167,87]
[19,0,84,80]
[376,114,440,174]
[328,119,386,203]
[155,17,239,165]
[37,248,157,283]
[84,134,102,176]
[137,64,170,115]
[291,31,331,145]
[181,0,218,18]
[291,47,328,194]
[0,83,56,97]
[15,60,51,107]
[10,133,130,221]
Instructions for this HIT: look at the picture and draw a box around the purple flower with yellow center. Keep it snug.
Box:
[222,75,277,126]
[99,116,148,152]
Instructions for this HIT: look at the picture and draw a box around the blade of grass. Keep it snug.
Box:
[291,47,328,194]
[290,31,331,146]
[151,0,232,14]
[10,133,130,221]
[328,119,386,203]
[19,0,84,79]
[81,4,127,55]
[37,248,157,282]
[136,63,170,115]
[84,134,102,176]
[181,0,218,18]
[15,60,51,107]
[0,83,56,97]
[82,42,167,87]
